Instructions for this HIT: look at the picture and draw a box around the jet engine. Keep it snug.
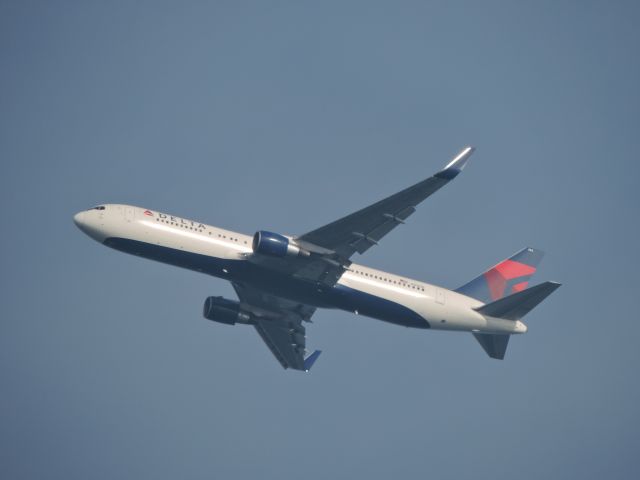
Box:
[252,230,309,257]
[203,296,252,325]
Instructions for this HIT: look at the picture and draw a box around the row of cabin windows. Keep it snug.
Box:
[156,218,248,244]
[153,218,419,290]
[352,269,425,292]
[210,232,247,244]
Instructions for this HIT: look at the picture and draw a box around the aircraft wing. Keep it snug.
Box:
[297,146,474,259]
[232,282,322,371]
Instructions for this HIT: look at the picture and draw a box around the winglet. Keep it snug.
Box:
[436,146,475,180]
[303,350,322,372]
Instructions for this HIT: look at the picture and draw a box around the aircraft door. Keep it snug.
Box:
[436,288,446,305]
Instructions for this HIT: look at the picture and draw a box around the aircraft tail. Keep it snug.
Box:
[459,249,560,360]
[455,247,545,303]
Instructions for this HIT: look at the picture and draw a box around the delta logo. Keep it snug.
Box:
[143,210,154,216]
[484,260,537,300]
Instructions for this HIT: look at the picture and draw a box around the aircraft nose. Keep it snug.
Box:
[73,211,85,228]
[73,208,108,243]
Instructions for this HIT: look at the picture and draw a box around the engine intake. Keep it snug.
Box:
[252,231,309,258]
[203,296,252,325]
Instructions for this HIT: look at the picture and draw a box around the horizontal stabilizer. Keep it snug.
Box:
[474,281,561,320]
[473,333,510,360]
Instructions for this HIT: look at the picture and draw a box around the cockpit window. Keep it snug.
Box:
[91,205,106,210]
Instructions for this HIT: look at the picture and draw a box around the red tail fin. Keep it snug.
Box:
[455,247,544,303]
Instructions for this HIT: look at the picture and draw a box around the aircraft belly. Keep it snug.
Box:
[103,237,239,276]
[327,284,430,328]
[334,274,486,330]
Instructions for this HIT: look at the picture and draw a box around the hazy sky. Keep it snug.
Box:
[2,2,639,479]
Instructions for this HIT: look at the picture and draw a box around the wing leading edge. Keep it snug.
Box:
[297,146,474,259]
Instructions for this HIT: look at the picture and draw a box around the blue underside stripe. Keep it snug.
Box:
[331,284,429,328]
[103,237,430,329]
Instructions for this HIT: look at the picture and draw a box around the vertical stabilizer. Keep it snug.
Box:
[456,247,544,303]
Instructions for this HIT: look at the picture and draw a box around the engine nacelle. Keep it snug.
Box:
[203,296,252,325]
[252,231,309,258]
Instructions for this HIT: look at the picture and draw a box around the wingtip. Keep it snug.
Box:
[436,146,475,179]
[303,350,322,372]
[448,146,475,170]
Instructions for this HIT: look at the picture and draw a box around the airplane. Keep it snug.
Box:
[73,147,560,371]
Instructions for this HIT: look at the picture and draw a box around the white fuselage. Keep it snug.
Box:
[73,204,526,335]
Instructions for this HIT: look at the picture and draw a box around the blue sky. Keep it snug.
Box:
[1,2,639,479]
